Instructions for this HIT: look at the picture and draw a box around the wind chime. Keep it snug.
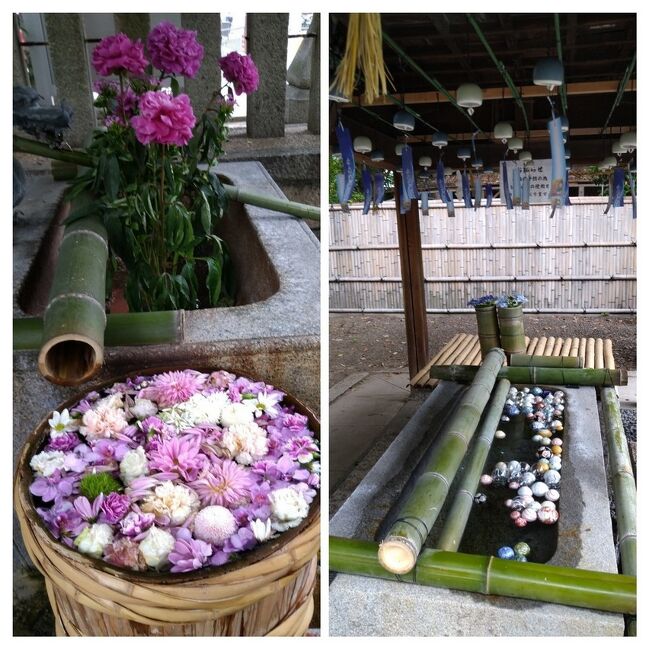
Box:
[433,131,454,218]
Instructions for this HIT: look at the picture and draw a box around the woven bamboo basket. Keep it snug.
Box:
[14,367,320,637]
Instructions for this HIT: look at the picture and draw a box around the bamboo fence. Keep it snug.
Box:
[329,203,636,312]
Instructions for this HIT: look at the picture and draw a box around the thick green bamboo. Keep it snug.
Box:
[14,135,320,221]
[437,379,511,551]
[601,387,636,578]
[497,304,526,356]
[330,537,636,615]
[14,311,184,350]
[378,348,506,574]
[38,211,108,386]
[429,364,626,387]
[509,353,583,368]
[473,305,500,359]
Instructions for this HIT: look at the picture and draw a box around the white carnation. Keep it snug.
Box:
[269,487,309,532]
[30,450,66,477]
[182,391,231,425]
[130,398,158,420]
[74,523,113,558]
[220,402,255,428]
[250,518,274,542]
[138,526,175,569]
[119,446,148,485]
[141,481,200,526]
[220,422,268,465]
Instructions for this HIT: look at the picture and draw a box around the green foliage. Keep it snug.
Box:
[328,155,364,204]
[79,472,123,501]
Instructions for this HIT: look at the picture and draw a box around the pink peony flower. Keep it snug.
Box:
[147,21,204,78]
[191,458,254,507]
[99,492,131,525]
[219,52,259,95]
[138,369,206,407]
[148,433,206,482]
[80,404,129,441]
[92,33,148,77]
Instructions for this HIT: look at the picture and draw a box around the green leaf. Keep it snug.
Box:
[199,190,211,234]
[205,256,223,306]
[171,77,180,97]
[104,154,120,202]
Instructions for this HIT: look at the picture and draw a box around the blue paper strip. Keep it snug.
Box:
[421,191,429,215]
[512,166,522,206]
[612,166,625,208]
[336,122,356,205]
[628,171,636,220]
[361,166,372,215]
[547,116,566,210]
[474,174,482,209]
[462,170,472,208]
[402,145,419,200]
[485,183,493,208]
[374,172,385,205]
[436,160,450,203]
[501,161,513,210]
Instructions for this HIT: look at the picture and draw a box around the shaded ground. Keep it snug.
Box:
[330,313,636,386]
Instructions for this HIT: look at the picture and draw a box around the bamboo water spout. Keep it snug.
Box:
[429,364,626,387]
[437,379,511,551]
[378,348,506,574]
[331,537,636,615]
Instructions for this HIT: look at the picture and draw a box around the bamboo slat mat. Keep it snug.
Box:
[410,335,617,388]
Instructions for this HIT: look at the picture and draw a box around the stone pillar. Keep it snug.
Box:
[114,13,150,42]
[13,15,29,87]
[307,15,320,134]
[44,14,95,148]
[181,13,221,114]
[246,13,288,138]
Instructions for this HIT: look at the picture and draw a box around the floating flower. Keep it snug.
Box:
[45,431,81,453]
[141,480,200,526]
[193,506,237,545]
[191,458,254,507]
[148,433,206,481]
[268,487,309,532]
[220,402,255,428]
[219,52,259,95]
[131,92,196,147]
[219,422,268,465]
[80,402,129,441]
[48,409,77,438]
[139,370,207,408]
[130,398,159,420]
[282,436,319,464]
[30,450,66,477]
[91,33,148,77]
[38,501,87,543]
[73,494,104,522]
[99,492,131,525]
[30,470,77,503]
[120,507,156,537]
[250,518,273,543]
[138,526,175,569]
[104,537,147,571]
[243,391,283,419]
[120,446,149,485]
[147,21,204,78]
[182,391,231,425]
[169,528,213,573]
[74,522,114,558]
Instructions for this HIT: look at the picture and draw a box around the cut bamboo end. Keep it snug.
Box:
[378,537,418,575]
[38,333,103,386]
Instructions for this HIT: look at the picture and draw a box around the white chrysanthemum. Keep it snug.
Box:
[119,446,149,485]
[182,391,231,425]
[158,406,195,432]
[138,526,175,569]
[30,450,66,477]
[74,523,113,558]
[269,487,309,532]
[130,398,158,420]
[220,402,255,428]
[219,422,268,465]
[242,392,281,419]
[250,518,274,542]
[141,481,200,526]
[48,409,77,438]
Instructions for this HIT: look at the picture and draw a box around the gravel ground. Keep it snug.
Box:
[330,313,636,386]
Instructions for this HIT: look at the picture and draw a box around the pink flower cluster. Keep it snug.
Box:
[131,92,196,147]
[29,370,319,574]
[91,33,148,77]
[147,21,204,78]
[219,52,260,95]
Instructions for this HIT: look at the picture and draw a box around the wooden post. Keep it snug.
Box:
[395,174,429,378]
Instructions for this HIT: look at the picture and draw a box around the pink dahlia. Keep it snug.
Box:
[147,21,204,78]
[219,52,259,95]
[148,433,206,482]
[191,458,254,507]
[92,33,148,77]
[131,91,196,147]
[138,369,206,408]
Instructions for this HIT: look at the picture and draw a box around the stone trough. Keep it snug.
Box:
[329,381,623,636]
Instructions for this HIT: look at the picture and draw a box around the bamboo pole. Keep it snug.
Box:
[38,212,108,385]
[14,135,320,221]
[604,339,616,369]
[560,337,572,357]
[14,311,184,350]
[473,305,500,359]
[526,337,539,354]
[330,537,636,615]
[600,387,636,577]
[534,336,547,356]
[509,354,583,368]
[410,333,461,386]
[569,337,580,357]
[578,338,587,364]
[586,337,596,369]
[595,338,604,369]
[378,348,506,574]
[429,364,626,387]
[552,337,563,356]
[437,379,511,551]
[543,336,556,356]
[496,305,526,357]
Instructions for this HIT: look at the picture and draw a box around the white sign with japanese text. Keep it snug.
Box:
[499,159,553,204]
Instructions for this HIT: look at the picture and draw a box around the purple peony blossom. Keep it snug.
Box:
[37,501,86,542]
[92,33,148,77]
[138,370,207,407]
[168,528,212,572]
[223,526,256,553]
[120,507,155,537]
[131,92,196,147]
[99,492,131,524]
[46,431,81,453]
[219,52,259,95]
[147,21,204,78]
[282,436,319,464]
[30,470,77,503]
[148,433,206,481]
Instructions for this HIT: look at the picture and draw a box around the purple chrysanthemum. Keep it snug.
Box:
[99,492,131,524]
[30,470,77,503]
[138,370,206,408]
[219,52,259,95]
[168,528,212,572]
[46,431,81,453]
[148,433,206,482]
[74,494,104,522]
[37,501,86,541]
[223,526,256,554]
[147,21,204,78]
[92,33,148,77]
[120,507,155,537]
[191,458,254,507]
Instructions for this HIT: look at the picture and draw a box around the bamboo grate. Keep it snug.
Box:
[410,335,616,388]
